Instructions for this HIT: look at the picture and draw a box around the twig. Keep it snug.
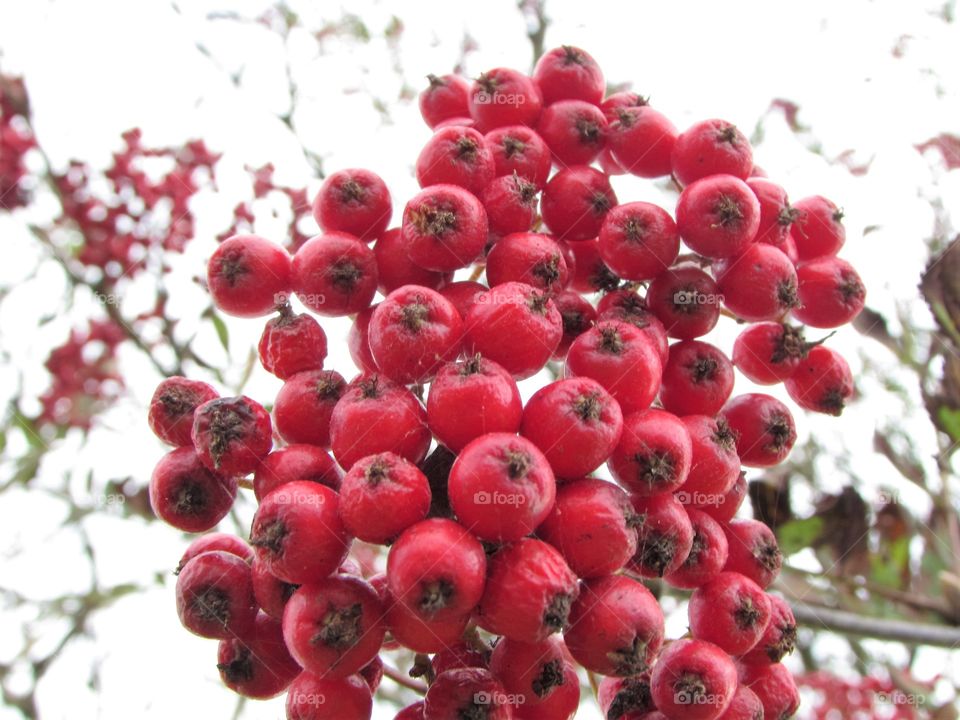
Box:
[383,663,428,695]
[790,601,960,647]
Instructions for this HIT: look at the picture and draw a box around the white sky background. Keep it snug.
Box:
[0,0,959,718]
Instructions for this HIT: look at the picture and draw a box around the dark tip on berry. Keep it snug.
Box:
[250,520,289,557]
[684,529,707,568]
[501,135,526,158]
[591,192,613,215]
[712,417,738,452]
[426,73,445,89]
[316,376,346,402]
[675,673,709,706]
[217,647,255,683]
[202,399,252,467]
[476,72,498,94]
[455,136,479,162]
[777,204,800,227]
[459,353,484,376]
[364,457,391,486]
[776,279,799,310]
[358,376,383,400]
[714,195,745,228]
[598,325,625,354]
[532,255,561,287]
[754,539,784,573]
[513,173,538,205]
[531,659,565,697]
[717,124,740,144]
[607,635,653,676]
[313,602,363,650]
[526,290,552,316]
[330,260,363,293]
[768,622,798,663]
[193,586,230,625]
[400,298,430,332]
[505,449,532,480]
[543,592,573,632]
[575,116,602,145]
[733,596,763,630]
[770,324,807,364]
[633,450,677,490]
[832,207,845,224]
[839,274,866,304]
[590,263,621,293]
[689,355,719,383]
[607,676,653,720]
[419,578,455,616]
[765,413,794,452]
[411,205,458,238]
[572,391,604,422]
[636,530,677,577]
[174,480,206,516]
[219,249,249,286]
[818,388,847,416]
[561,45,585,64]
[622,216,648,243]
[561,309,590,336]
[339,177,366,204]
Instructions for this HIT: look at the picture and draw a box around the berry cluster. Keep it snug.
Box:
[149,45,866,720]
[0,74,36,211]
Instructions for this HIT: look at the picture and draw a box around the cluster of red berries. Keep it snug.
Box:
[149,45,867,719]
[0,74,36,211]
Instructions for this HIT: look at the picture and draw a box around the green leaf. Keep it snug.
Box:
[777,517,824,555]
[210,313,229,353]
[938,406,960,442]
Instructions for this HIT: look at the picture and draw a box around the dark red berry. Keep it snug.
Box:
[676,174,760,259]
[374,227,453,294]
[480,173,539,236]
[485,232,569,293]
[540,165,617,241]
[416,125,496,195]
[483,125,552,189]
[790,194,845,260]
[401,184,488,271]
[468,68,543,132]
[740,593,797,665]
[150,447,238,532]
[720,393,797,468]
[792,256,866,328]
[732,322,812,385]
[253,444,342,502]
[646,264,722,339]
[715,243,799,321]
[424,668,512,720]
[723,519,783,588]
[629,492,695,578]
[148,377,218,447]
[176,532,252,575]
[680,415,741,496]
[607,104,677,178]
[313,168,392,242]
[784,344,854,416]
[747,177,797,249]
[672,119,753,186]
[291,232,378,316]
[536,99,608,167]
[663,508,729,589]
[688,571,772,655]
[420,74,471,129]
[207,234,292,318]
[285,672,372,720]
[738,662,800,720]
[659,339,735,416]
[489,635,570,707]
[191,395,273,476]
[258,309,328,380]
[650,638,738,720]
[217,612,299,699]
[551,289,596,359]
[273,369,346,448]
[608,408,692,496]
[175,550,257,639]
[598,201,680,281]
[532,45,605,105]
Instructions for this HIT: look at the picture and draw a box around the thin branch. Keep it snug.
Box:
[791,601,960,647]
[382,663,428,695]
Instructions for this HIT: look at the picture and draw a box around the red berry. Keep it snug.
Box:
[384,591,471,654]
[177,532,252,575]
[486,232,569,292]
[688,470,747,523]
[150,447,238,532]
[747,177,797,248]
[629,492,695,578]
[650,638,738,720]
[658,340,735,416]
[739,662,800,720]
[387,518,487,621]
[469,68,543,132]
[790,194,845,260]
[598,145,627,175]
[291,232,378,317]
[520,376,624,479]
[416,126,496,195]
[672,119,753,186]
[785,344,854,415]
[680,415,741,496]
[741,593,797,665]
[566,238,621,294]
[282,574,384,678]
[250,481,350,584]
[595,290,669,364]
[258,309,328,379]
[401,184,488,271]
[448,432,557,542]
[722,519,783,588]
[663,508,729,589]
[374,227,452,294]
[148,377,218,447]
[676,174,760,259]
[732,322,811,385]
[312,168,392,242]
[368,285,463,384]
[599,91,650,117]
[512,661,580,719]
[608,408,691,496]
[337,452,431,544]
[273,369,346,448]
[207,234,291,318]
[646,264,722,339]
[253,444,342,502]
[537,477,637,577]
[598,201,680,281]
[540,165,617,241]
[536,99,608,166]
[792,256,866,328]
[251,554,299,620]
[463,282,562,379]
[175,550,257,639]
[425,668,512,720]
[715,685,764,720]
[394,702,425,720]
[478,538,579,642]
[721,393,797,468]
[480,174,539,236]
[715,243,799,321]
[688,571,772,655]
[532,46,605,105]
[420,74,471,129]
[329,374,431,470]
[191,395,273,476]
[607,104,678,178]
[432,643,491,675]
[439,279,488,320]
[484,125,552,189]
[217,612,299,699]
[565,320,662,415]
[426,355,522,452]
[598,675,655,720]
[347,304,377,374]
[285,672,372,720]
[551,289,596,359]
[564,574,665,676]
[489,635,571,706]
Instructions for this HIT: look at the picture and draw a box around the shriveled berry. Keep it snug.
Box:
[191,395,272,476]
[148,377,218,447]
[258,309,327,380]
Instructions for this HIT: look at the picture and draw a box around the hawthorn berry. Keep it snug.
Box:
[595,289,670,364]
[328,374,431,470]
[741,593,797,665]
[675,174,761,259]
[784,344,854,415]
[646,264,722,339]
[606,104,678,178]
[790,194,845,260]
[217,612,300,699]
[540,165,617,241]
[739,662,801,720]
[468,67,543,132]
[207,234,292,318]
[478,538,579,643]
[257,308,327,380]
[537,477,638,578]
[629,492,695,578]
[480,173,539,236]
[175,550,258,639]
[598,201,680,281]
[532,45,605,105]
[564,574,665,676]
[536,99,608,167]
[663,508,729,589]
[680,414,741,496]
[438,279,488,319]
[650,638,738,720]
[483,125,552,189]
[176,532,252,575]
[424,668,512,720]
[251,554,299,620]
[512,661,580,719]
[658,339,735,416]
[551,289,596,359]
[368,285,463,384]
[416,125,496,195]
[291,232,378,317]
[313,168,392,242]
[688,571,773,655]
[282,574,385,678]
[489,635,571,707]
[792,255,866,328]
[732,322,813,385]
[150,447,238,532]
[566,238,621,295]
[337,452,431,544]
[249,481,350,585]
[285,672,373,720]
[148,376,218,447]
[608,408,692,496]
[401,184,488,271]
[672,118,753,186]
[485,232,569,292]
[273,369,346,448]
[747,176,797,248]
[252,444,342,502]
[374,227,452,294]
[723,518,783,588]
[715,242,799,321]
[419,74,471,128]
[448,432,557,542]
[720,393,797,468]
[191,395,272,476]
[520,376,624,479]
